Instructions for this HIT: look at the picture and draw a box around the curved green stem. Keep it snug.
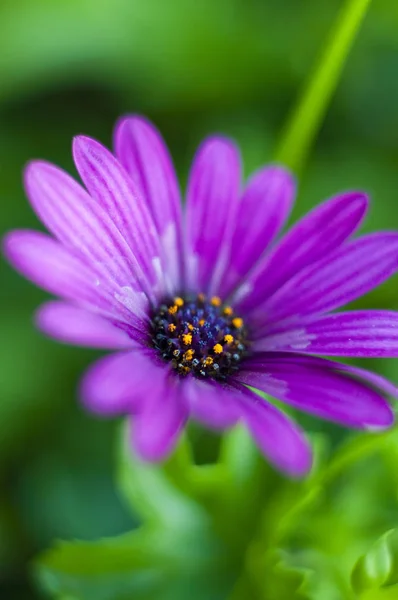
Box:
[275,0,372,174]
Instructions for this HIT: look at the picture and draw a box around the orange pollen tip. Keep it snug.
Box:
[174,297,184,307]
[198,293,206,302]
[232,317,243,329]
[182,333,192,345]
[199,319,205,326]
[168,323,176,332]
[204,357,214,366]
[187,323,194,331]
[168,305,178,314]
[213,343,223,354]
[224,334,234,344]
[210,296,222,307]
[223,306,233,316]
[184,349,195,361]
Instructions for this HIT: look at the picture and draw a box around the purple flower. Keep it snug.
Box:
[4,116,398,476]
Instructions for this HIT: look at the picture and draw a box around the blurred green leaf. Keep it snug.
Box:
[352,530,398,594]
[33,421,398,600]
[36,524,232,600]
[116,424,213,528]
[34,425,235,599]
[229,549,312,600]
[35,532,164,600]
[231,428,398,599]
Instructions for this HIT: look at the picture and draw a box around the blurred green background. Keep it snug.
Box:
[1,0,398,598]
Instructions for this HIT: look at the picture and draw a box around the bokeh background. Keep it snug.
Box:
[1,1,398,598]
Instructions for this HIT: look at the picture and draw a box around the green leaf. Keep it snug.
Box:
[35,525,233,600]
[275,0,372,173]
[35,498,233,600]
[34,422,398,600]
[248,549,313,600]
[351,530,398,594]
[317,432,390,486]
[116,423,213,529]
[35,532,165,600]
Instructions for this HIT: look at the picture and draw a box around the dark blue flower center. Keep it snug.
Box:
[150,294,248,381]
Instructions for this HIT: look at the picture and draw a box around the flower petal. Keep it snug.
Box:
[234,191,368,312]
[185,378,239,429]
[237,353,394,429]
[233,384,312,477]
[3,230,148,330]
[218,165,295,298]
[24,160,154,304]
[185,137,241,294]
[334,362,398,398]
[72,136,167,296]
[130,376,188,462]
[36,301,136,349]
[249,352,398,399]
[114,115,183,289]
[254,233,398,327]
[3,230,109,311]
[80,349,164,416]
[254,311,398,357]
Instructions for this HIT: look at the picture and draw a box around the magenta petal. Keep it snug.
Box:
[185,378,239,429]
[81,349,164,416]
[130,377,188,462]
[3,230,111,313]
[234,384,312,477]
[24,160,154,304]
[257,233,398,325]
[235,191,368,312]
[219,165,295,298]
[334,363,398,398]
[3,230,148,330]
[237,353,394,430]
[72,136,167,296]
[114,115,183,288]
[185,136,241,294]
[254,310,398,357]
[36,301,136,349]
[249,352,398,399]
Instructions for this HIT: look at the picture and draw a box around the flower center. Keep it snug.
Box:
[150,294,248,380]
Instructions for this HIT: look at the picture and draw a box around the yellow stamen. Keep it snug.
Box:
[223,306,233,316]
[187,323,194,331]
[184,349,195,361]
[174,297,184,307]
[232,317,243,329]
[224,334,234,344]
[199,319,205,327]
[182,333,192,345]
[210,296,222,307]
[168,323,176,332]
[204,357,213,367]
[213,343,223,354]
[173,349,180,357]
[168,305,178,315]
[181,365,191,374]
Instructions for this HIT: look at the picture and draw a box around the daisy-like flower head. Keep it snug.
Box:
[4,116,398,476]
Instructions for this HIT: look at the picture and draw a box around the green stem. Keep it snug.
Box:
[275,0,372,174]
